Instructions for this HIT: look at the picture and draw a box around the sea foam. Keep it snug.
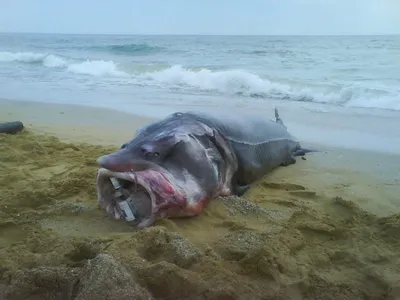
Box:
[1,51,399,111]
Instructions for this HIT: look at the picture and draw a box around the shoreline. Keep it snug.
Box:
[2,97,400,154]
[1,97,399,158]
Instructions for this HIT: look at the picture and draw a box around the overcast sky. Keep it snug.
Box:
[1,0,399,35]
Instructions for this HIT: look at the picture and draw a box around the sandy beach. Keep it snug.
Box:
[1,98,400,299]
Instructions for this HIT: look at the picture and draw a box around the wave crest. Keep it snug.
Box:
[0,51,67,68]
[1,51,399,111]
[0,51,128,77]
[139,65,400,110]
[67,60,128,77]
[91,43,164,55]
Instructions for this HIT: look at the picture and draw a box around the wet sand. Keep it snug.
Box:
[1,99,400,299]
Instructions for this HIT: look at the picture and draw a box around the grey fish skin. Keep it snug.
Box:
[180,108,313,195]
[95,109,315,228]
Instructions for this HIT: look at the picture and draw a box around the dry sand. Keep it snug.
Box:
[1,99,400,300]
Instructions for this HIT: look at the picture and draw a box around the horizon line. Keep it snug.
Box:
[1,31,399,37]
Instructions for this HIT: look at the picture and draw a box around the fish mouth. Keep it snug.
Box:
[96,167,174,228]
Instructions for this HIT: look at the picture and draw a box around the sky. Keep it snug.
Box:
[1,0,399,35]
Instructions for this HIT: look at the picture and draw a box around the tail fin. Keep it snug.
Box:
[274,108,287,129]
[293,147,319,157]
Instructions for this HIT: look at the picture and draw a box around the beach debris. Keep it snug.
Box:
[0,121,24,134]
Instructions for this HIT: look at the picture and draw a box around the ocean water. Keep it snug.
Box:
[1,33,400,153]
[1,33,399,112]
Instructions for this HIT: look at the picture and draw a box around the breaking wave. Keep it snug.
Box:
[90,43,164,55]
[0,51,68,68]
[138,65,400,110]
[0,51,126,77]
[1,51,399,111]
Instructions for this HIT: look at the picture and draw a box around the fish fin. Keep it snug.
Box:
[293,148,319,157]
[274,107,287,129]
[229,172,250,197]
[233,184,250,197]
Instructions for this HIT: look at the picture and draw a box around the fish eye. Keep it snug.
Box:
[142,149,160,158]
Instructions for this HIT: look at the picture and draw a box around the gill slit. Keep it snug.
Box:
[130,169,138,192]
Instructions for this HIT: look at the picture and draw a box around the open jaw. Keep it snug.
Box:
[96,168,176,228]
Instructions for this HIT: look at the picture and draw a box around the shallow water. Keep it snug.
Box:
[1,33,399,112]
